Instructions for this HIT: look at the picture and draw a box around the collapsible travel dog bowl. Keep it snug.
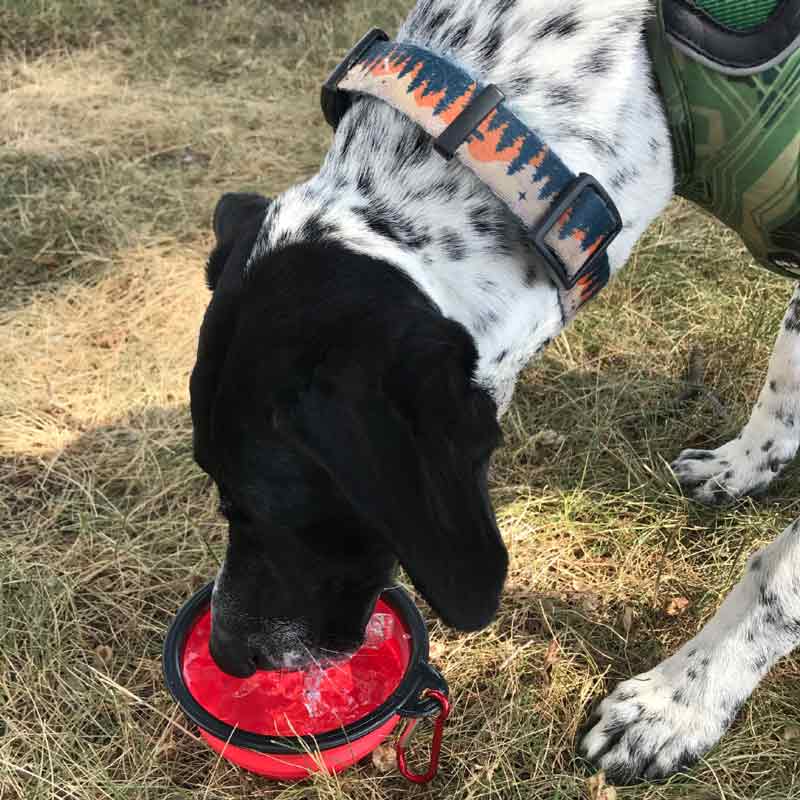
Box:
[163,583,450,783]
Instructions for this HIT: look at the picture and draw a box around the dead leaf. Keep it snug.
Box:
[91,329,127,350]
[587,771,617,800]
[782,725,800,741]
[579,592,601,613]
[532,429,566,448]
[94,644,113,665]
[587,771,603,798]
[622,606,634,636]
[371,743,397,773]
[542,638,561,686]
[665,597,690,616]
[429,640,446,661]
[544,639,560,669]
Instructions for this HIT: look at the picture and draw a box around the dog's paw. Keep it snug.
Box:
[579,667,732,784]
[671,437,793,505]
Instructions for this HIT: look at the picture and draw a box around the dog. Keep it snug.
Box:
[190,0,800,784]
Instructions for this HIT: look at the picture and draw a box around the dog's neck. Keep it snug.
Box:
[252,0,674,414]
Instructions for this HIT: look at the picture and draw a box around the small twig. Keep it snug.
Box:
[674,346,728,420]
[84,665,203,742]
[675,346,706,405]
[0,761,83,799]
[498,639,536,670]
[653,526,679,609]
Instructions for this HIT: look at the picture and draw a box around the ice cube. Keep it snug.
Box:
[360,669,389,706]
[232,676,261,700]
[277,671,303,700]
[303,666,325,718]
[362,613,395,650]
[325,660,355,699]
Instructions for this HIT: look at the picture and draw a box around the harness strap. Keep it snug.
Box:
[649,2,800,278]
[322,30,623,322]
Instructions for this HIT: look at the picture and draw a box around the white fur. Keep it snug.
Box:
[250,0,674,413]
[581,516,800,782]
[672,284,800,504]
[582,284,800,780]
[244,0,800,780]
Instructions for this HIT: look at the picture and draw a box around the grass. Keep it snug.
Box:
[2,1,800,798]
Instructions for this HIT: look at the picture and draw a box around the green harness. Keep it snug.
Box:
[647,0,800,278]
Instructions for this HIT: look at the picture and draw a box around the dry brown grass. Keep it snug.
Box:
[2,1,800,798]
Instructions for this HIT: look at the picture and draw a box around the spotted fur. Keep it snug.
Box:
[249,0,673,413]
[581,517,800,783]
[579,283,800,782]
[671,283,800,505]
[241,0,800,783]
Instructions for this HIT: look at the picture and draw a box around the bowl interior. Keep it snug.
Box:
[180,597,413,738]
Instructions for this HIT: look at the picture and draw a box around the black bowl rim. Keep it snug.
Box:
[162,582,438,754]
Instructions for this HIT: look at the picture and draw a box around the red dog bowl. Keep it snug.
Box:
[163,583,450,782]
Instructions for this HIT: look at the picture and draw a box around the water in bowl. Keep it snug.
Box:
[182,601,410,737]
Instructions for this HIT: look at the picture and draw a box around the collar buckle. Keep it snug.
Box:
[531,173,623,291]
[321,28,390,130]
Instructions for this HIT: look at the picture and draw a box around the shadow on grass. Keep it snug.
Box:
[497,354,800,509]
[0,403,219,678]
[3,395,799,796]
[0,391,679,668]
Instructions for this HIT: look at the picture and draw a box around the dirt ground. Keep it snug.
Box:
[2,1,800,798]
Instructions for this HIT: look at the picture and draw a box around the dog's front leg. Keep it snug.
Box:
[580,515,800,784]
[672,283,800,505]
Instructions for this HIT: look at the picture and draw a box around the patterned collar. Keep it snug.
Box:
[321,29,623,322]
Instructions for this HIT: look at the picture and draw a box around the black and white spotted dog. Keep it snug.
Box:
[192,0,800,784]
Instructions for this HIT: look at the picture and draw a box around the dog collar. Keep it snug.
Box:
[321,29,623,322]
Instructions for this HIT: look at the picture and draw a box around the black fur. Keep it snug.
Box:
[429,9,451,33]
[546,83,582,108]
[671,688,688,705]
[339,123,357,159]
[353,203,432,250]
[206,192,272,290]
[478,25,504,70]
[581,45,616,75]
[301,211,336,242]
[535,10,582,39]
[441,227,467,261]
[785,293,800,331]
[191,194,508,676]
[448,19,474,48]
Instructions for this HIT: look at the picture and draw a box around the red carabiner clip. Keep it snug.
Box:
[395,689,451,784]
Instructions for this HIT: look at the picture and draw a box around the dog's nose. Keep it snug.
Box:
[209,619,257,678]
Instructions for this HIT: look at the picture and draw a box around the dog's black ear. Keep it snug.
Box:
[192,192,271,475]
[276,345,507,631]
[206,192,271,291]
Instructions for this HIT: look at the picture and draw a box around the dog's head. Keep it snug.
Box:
[191,193,507,676]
